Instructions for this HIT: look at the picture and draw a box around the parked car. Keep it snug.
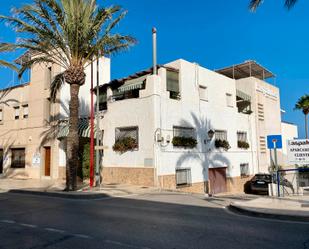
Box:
[250,174,272,194]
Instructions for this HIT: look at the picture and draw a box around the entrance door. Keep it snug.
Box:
[209,167,227,194]
[0,150,3,174]
[44,147,51,176]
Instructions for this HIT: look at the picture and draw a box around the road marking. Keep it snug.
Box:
[20,223,37,228]
[104,239,152,249]
[45,227,66,233]
[0,219,16,224]
[73,233,92,239]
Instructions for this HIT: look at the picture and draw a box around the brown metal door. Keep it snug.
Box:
[209,168,227,194]
[0,150,3,174]
[44,147,51,176]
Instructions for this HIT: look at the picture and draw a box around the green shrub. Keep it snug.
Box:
[215,139,230,151]
[113,137,138,153]
[238,141,250,149]
[172,136,197,148]
[77,142,96,180]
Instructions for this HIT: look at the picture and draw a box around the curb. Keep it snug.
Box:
[228,204,309,222]
[8,189,110,200]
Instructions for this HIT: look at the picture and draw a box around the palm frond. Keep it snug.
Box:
[50,72,65,102]
[249,0,297,11]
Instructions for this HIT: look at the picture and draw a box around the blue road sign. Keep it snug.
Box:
[267,135,282,149]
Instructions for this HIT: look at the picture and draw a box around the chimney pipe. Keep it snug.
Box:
[152,27,157,75]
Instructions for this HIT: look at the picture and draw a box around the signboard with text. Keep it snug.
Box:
[287,139,309,165]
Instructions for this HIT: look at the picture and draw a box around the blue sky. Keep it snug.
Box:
[0,0,308,138]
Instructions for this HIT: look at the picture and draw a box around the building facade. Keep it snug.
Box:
[0,56,110,180]
[97,59,296,194]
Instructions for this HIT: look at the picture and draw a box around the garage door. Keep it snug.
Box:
[209,167,227,194]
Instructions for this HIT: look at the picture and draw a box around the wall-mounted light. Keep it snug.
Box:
[166,135,171,143]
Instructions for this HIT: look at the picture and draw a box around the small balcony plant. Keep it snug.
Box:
[215,139,230,151]
[113,137,138,153]
[172,136,197,148]
[237,141,250,149]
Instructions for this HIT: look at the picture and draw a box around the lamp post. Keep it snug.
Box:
[90,60,94,187]
[95,55,100,187]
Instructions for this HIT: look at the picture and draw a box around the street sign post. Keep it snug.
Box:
[267,135,282,197]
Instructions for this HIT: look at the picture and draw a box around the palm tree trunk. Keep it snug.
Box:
[66,83,80,191]
[305,114,308,139]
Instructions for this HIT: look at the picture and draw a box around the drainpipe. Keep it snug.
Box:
[90,60,94,187]
[152,27,157,75]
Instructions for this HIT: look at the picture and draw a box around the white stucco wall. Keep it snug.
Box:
[100,59,259,185]
[281,122,298,166]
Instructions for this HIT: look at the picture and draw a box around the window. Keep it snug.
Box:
[240,163,249,177]
[226,93,233,107]
[176,168,191,186]
[259,136,266,153]
[199,85,208,101]
[258,103,264,121]
[98,90,107,111]
[115,126,138,146]
[237,131,247,142]
[0,109,3,122]
[45,66,52,89]
[166,70,180,100]
[22,104,29,119]
[173,126,195,138]
[14,106,20,120]
[215,130,227,141]
[11,148,25,168]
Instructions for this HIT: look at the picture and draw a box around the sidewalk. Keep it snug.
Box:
[229,195,309,222]
[0,178,158,199]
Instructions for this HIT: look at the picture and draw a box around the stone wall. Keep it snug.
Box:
[227,175,253,193]
[102,167,155,187]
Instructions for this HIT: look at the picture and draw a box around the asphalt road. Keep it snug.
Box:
[0,192,308,249]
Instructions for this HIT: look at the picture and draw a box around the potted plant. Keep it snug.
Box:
[172,136,197,148]
[215,139,230,151]
[237,141,250,149]
[113,137,138,153]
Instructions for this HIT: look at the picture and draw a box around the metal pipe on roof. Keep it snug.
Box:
[152,27,157,75]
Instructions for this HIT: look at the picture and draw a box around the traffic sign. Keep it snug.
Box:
[267,135,282,149]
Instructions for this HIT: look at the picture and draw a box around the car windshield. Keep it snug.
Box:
[255,174,271,180]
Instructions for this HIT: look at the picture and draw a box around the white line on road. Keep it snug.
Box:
[20,223,37,228]
[104,239,152,249]
[73,233,92,239]
[45,227,66,233]
[0,220,16,224]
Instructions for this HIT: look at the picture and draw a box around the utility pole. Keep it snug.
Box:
[90,60,94,187]
[95,55,100,187]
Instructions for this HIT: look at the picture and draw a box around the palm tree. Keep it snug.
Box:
[0,44,18,71]
[249,0,297,11]
[294,95,309,139]
[0,0,136,190]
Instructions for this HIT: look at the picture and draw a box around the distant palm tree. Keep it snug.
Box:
[249,0,297,11]
[294,95,309,139]
[0,0,136,190]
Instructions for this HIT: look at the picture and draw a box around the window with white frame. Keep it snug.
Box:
[240,163,249,177]
[14,106,20,120]
[199,85,208,101]
[173,126,195,138]
[226,93,233,107]
[237,131,247,142]
[0,108,3,122]
[215,130,227,140]
[166,70,180,100]
[22,104,29,119]
[115,126,138,146]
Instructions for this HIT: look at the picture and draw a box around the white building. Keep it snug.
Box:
[97,59,297,194]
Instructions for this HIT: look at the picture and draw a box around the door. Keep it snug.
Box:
[44,147,51,176]
[209,167,227,194]
[0,150,3,174]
